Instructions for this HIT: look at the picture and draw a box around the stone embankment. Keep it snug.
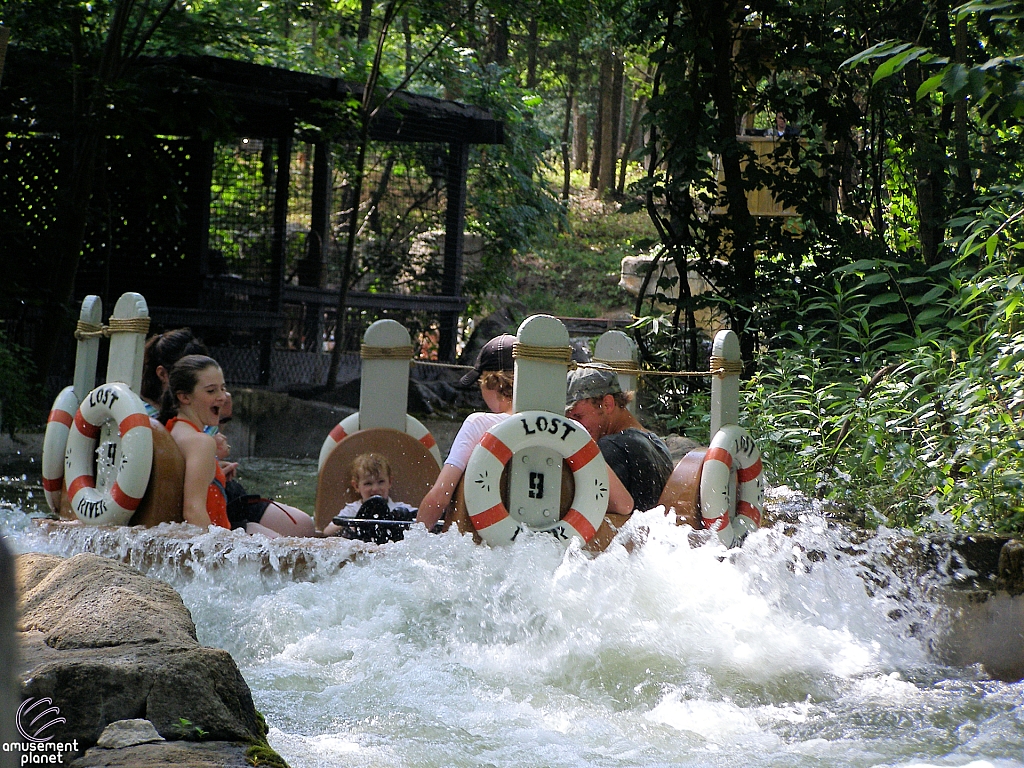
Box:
[14,552,286,768]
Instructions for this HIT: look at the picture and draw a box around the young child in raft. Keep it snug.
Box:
[321,453,416,540]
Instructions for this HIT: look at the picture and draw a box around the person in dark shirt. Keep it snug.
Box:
[565,365,673,513]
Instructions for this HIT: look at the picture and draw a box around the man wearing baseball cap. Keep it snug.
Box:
[565,364,673,513]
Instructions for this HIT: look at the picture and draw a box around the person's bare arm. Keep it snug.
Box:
[416,464,465,528]
[178,431,216,528]
[605,466,634,516]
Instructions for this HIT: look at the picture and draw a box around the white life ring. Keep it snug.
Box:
[41,386,80,513]
[464,411,609,547]
[699,424,765,547]
[318,413,442,472]
[64,383,153,526]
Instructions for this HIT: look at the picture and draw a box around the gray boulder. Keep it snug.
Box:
[69,741,254,767]
[17,552,265,749]
[95,719,164,749]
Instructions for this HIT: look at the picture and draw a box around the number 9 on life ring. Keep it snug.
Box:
[64,383,153,526]
[464,411,609,547]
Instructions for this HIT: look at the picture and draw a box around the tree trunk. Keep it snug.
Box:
[906,62,947,266]
[952,17,973,205]
[526,18,539,89]
[705,0,757,369]
[573,107,588,171]
[402,14,413,76]
[597,51,615,195]
[617,95,645,194]
[610,55,624,163]
[486,14,509,65]
[358,0,373,42]
[589,66,605,189]
[561,84,574,202]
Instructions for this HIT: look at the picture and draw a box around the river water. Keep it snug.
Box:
[2,460,1023,768]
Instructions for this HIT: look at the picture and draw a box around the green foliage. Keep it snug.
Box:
[439,57,565,309]
[514,178,655,317]
[173,717,209,741]
[0,330,40,437]
[742,187,1024,534]
[842,0,1024,126]
[246,740,290,768]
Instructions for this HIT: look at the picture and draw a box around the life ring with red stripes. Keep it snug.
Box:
[464,411,609,547]
[64,383,153,526]
[41,386,80,513]
[699,424,764,547]
[318,413,442,472]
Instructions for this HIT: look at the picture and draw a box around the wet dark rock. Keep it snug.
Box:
[227,388,353,458]
[997,539,1024,596]
[69,740,254,767]
[16,553,265,751]
[459,306,523,366]
[662,434,701,463]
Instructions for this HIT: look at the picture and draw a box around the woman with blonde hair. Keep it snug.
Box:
[415,335,516,529]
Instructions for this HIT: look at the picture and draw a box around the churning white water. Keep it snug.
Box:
[3,467,1024,768]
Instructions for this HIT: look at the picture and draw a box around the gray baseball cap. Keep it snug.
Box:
[566,364,621,406]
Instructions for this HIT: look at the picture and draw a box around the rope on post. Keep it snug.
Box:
[707,356,744,379]
[106,317,151,336]
[74,317,151,341]
[360,344,414,360]
[512,342,574,364]
[74,321,106,341]
[412,359,476,371]
[408,353,745,380]
[592,358,643,376]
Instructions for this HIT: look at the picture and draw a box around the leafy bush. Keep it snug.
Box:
[744,187,1024,534]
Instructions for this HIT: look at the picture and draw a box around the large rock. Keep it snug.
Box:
[16,553,265,750]
[69,741,254,767]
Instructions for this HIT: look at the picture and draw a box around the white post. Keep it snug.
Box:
[512,314,571,414]
[506,315,573,529]
[358,319,411,431]
[594,330,639,416]
[72,296,103,403]
[709,329,740,438]
[104,292,149,395]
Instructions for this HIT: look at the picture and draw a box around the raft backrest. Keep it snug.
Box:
[105,292,149,396]
[358,319,412,432]
[512,314,571,415]
[594,330,639,416]
[314,428,439,532]
[73,296,103,403]
[709,329,740,437]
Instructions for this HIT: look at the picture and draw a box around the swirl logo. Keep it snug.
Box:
[16,698,66,743]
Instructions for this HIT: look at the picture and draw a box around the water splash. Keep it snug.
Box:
[2,480,1023,768]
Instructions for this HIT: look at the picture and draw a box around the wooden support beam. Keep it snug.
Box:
[263,131,292,385]
[439,142,469,363]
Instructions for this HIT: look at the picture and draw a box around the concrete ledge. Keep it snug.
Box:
[0,433,43,465]
[224,389,354,459]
